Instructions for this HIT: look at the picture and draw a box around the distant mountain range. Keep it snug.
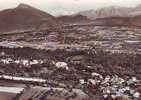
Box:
[76,4,141,26]
[1,3,141,32]
[78,4,141,19]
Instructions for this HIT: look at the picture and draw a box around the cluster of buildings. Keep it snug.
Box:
[1,25,141,55]
[0,25,141,99]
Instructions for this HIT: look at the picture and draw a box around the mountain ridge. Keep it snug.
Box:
[77,5,141,20]
[1,3,141,33]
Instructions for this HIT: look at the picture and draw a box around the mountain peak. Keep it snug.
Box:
[0,3,57,32]
[17,3,33,9]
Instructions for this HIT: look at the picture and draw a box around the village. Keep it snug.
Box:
[1,25,141,54]
[0,25,141,100]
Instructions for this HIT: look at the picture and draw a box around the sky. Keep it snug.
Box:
[0,0,141,16]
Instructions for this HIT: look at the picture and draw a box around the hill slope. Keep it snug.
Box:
[0,3,57,32]
[56,14,91,24]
